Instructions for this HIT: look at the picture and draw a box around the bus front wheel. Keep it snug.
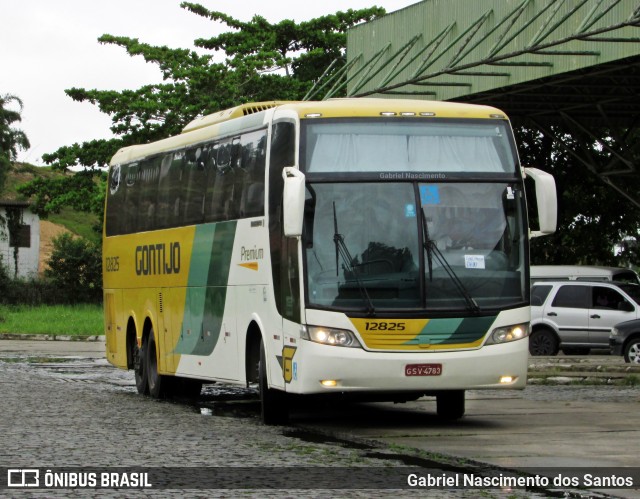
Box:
[436,390,465,420]
[259,341,289,425]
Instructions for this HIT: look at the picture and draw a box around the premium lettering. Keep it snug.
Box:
[241,245,264,261]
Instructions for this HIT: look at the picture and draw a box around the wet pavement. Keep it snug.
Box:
[1,339,639,498]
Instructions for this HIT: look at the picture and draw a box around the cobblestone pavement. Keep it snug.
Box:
[0,349,625,499]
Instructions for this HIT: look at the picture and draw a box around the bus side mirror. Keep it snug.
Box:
[525,167,557,238]
[282,167,305,237]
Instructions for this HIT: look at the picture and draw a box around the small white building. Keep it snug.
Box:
[0,200,40,279]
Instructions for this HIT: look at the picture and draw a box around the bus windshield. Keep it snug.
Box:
[302,119,517,174]
[303,182,527,313]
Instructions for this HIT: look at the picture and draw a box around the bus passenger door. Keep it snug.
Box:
[276,236,302,391]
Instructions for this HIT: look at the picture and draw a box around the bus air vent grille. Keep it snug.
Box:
[243,103,277,116]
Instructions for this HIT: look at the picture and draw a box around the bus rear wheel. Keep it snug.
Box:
[436,390,465,420]
[259,341,289,425]
[146,328,166,399]
[133,337,148,395]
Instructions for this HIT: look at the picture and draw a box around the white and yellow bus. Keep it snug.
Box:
[103,99,557,424]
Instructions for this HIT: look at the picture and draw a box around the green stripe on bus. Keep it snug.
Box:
[404,316,496,345]
[175,221,237,356]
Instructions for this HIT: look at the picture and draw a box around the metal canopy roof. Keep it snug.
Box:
[305,0,640,207]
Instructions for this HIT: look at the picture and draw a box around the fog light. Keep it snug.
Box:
[320,380,338,387]
[500,376,516,384]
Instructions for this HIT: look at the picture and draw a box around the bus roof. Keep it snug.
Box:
[181,98,509,133]
[110,98,510,166]
[275,98,508,121]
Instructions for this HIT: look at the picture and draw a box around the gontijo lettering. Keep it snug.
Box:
[135,242,180,276]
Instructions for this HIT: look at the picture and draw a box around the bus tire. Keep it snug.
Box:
[529,328,559,356]
[259,341,289,425]
[436,390,465,420]
[133,336,148,395]
[146,328,165,399]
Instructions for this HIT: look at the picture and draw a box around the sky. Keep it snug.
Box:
[2,0,417,166]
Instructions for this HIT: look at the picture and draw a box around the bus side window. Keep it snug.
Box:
[123,162,140,234]
[207,139,239,221]
[183,146,208,225]
[203,143,219,223]
[172,151,187,227]
[239,130,267,218]
[206,142,231,221]
[138,157,160,232]
[156,153,175,229]
[106,164,124,236]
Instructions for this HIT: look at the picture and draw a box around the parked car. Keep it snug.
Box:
[610,319,640,363]
[530,281,640,356]
[531,265,640,285]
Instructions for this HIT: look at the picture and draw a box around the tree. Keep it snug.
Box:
[516,126,640,267]
[17,5,384,229]
[0,94,30,193]
[0,94,31,274]
[45,233,102,303]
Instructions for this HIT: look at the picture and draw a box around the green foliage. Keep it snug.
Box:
[40,138,123,171]
[0,276,59,306]
[0,304,103,335]
[16,6,386,236]
[517,126,640,267]
[43,6,385,168]
[48,207,101,244]
[17,169,106,222]
[44,233,102,303]
[0,94,30,193]
[183,4,384,80]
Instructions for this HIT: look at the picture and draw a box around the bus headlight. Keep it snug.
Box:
[486,323,529,345]
[301,326,362,348]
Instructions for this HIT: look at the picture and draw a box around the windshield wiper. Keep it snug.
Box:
[421,207,481,314]
[333,202,376,316]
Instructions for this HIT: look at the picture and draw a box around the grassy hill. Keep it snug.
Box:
[2,162,100,243]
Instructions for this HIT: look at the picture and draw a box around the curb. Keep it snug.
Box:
[0,333,104,342]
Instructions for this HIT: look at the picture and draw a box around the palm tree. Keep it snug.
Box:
[0,93,30,193]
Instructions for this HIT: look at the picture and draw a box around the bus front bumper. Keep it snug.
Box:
[284,339,529,395]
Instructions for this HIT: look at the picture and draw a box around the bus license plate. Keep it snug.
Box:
[405,364,442,376]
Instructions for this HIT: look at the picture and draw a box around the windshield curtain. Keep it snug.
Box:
[302,119,516,174]
[303,182,527,314]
